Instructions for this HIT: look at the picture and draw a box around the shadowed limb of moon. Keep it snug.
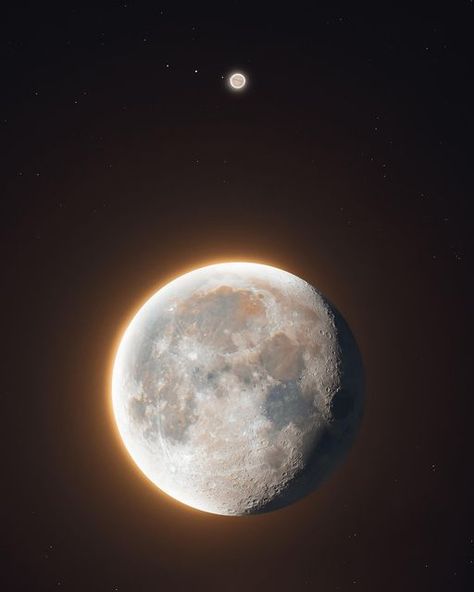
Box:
[112,263,364,515]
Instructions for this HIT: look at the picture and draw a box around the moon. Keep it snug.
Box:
[112,262,363,515]
[228,72,246,90]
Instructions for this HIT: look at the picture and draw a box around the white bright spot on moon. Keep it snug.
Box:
[228,72,246,90]
[112,262,363,515]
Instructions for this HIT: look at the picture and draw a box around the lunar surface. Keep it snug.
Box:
[112,262,363,515]
[228,72,246,90]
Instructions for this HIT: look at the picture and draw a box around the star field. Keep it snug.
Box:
[1,4,473,591]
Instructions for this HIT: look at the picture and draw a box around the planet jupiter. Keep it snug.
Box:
[112,262,364,515]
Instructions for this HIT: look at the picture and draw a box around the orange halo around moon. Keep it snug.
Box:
[107,259,363,516]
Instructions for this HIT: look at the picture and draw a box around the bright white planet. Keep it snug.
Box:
[228,72,246,90]
[112,262,363,515]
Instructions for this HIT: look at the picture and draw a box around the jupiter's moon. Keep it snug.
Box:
[112,262,363,515]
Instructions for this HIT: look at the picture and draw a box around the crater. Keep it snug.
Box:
[264,446,286,470]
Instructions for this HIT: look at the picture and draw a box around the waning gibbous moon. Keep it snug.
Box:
[112,262,364,516]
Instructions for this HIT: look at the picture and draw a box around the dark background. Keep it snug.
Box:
[1,4,473,591]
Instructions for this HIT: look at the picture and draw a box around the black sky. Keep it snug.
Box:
[1,4,473,591]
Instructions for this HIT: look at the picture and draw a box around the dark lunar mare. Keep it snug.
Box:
[264,380,314,430]
[251,301,364,514]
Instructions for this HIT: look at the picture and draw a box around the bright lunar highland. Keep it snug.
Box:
[112,263,364,515]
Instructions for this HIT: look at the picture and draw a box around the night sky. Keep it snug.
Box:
[2,4,473,591]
